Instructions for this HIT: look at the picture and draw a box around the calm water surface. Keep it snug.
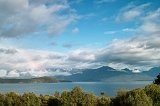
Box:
[0,81,152,97]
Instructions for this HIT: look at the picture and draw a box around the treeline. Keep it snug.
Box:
[0,84,159,106]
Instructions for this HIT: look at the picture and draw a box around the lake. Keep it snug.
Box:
[0,81,152,97]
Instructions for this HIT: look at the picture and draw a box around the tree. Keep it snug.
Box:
[97,96,111,106]
[22,92,41,106]
[112,89,152,106]
[111,89,128,106]
[145,84,160,106]
[4,92,23,106]
[39,95,51,106]
[83,93,98,106]
[154,73,160,85]
[0,93,5,106]
[60,91,71,106]
[60,86,99,106]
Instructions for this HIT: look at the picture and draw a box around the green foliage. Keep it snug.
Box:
[97,96,111,106]
[82,93,98,106]
[5,92,23,106]
[126,88,152,106]
[0,93,5,106]
[154,73,160,85]
[145,84,160,106]
[111,89,128,106]
[47,97,61,106]
[60,86,86,106]
[2,85,160,106]
[22,92,41,106]
[61,86,100,106]
[39,95,51,106]
[112,88,152,106]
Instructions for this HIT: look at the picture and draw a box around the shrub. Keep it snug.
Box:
[154,73,160,85]
[111,89,128,106]
[0,93,5,106]
[112,88,152,106]
[145,84,160,106]
[60,86,100,106]
[97,96,111,106]
[22,92,41,106]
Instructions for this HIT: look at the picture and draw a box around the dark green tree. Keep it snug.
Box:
[4,92,23,106]
[112,88,152,106]
[0,93,5,106]
[97,96,111,106]
[39,95,51,106]
[22,92,41,106]
[154,73,160,85]
[145,84,160,106]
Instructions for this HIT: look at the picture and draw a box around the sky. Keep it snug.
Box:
[0,0,160,77]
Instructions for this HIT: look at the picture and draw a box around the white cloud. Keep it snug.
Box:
[95,0,116,4]
[68,49,96,62]
[0,2,160,77]
[104,31,117,34]
[139,22,160,34]
[104,28,135,35]
[122,28,135,32]
[100,5,160,70]
[0,69,7,77]
[137,8,160,34]
[7,70,20,77]
[0,0,78,37]
[116,3,150,21]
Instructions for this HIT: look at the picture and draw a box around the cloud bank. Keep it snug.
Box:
[0,2,160,77]
[0,0,77,37]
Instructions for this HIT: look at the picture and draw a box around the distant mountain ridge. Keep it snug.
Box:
[55,66,160,82]
[0,77,59,83]
[0,66,159,83]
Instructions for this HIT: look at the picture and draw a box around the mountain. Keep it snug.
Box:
[55,66,157,82]
[142,67,160,77]
[1,66,158,83]
[0,76,59,83]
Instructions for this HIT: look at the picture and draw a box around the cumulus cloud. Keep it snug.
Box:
[0,48,18,54]
[0,0,77,37]
[0,2,160,78]
[96,34,160,70]
[138,8,160,34]
[100,5,160,70]
[0,69,7,77]
[68,49,96,62]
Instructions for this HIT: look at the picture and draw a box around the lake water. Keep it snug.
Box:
[0,81,152,97]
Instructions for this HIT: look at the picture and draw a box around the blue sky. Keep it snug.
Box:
[0,0,160,77]
[6,0,159,51]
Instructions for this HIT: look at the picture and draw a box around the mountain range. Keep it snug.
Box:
[54,66,160,82]
[0,66,159,83]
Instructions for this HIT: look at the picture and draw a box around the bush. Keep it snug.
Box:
[111,89,128,106]
[22,92,41,106]
[97,96,111,106]
[154,73,160,85]
[60,86,100,106]
[112,88,152,106]
[0,93,5,106]
[5,92,23,106]
[82,93,98,106]
[145,84,160,106]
